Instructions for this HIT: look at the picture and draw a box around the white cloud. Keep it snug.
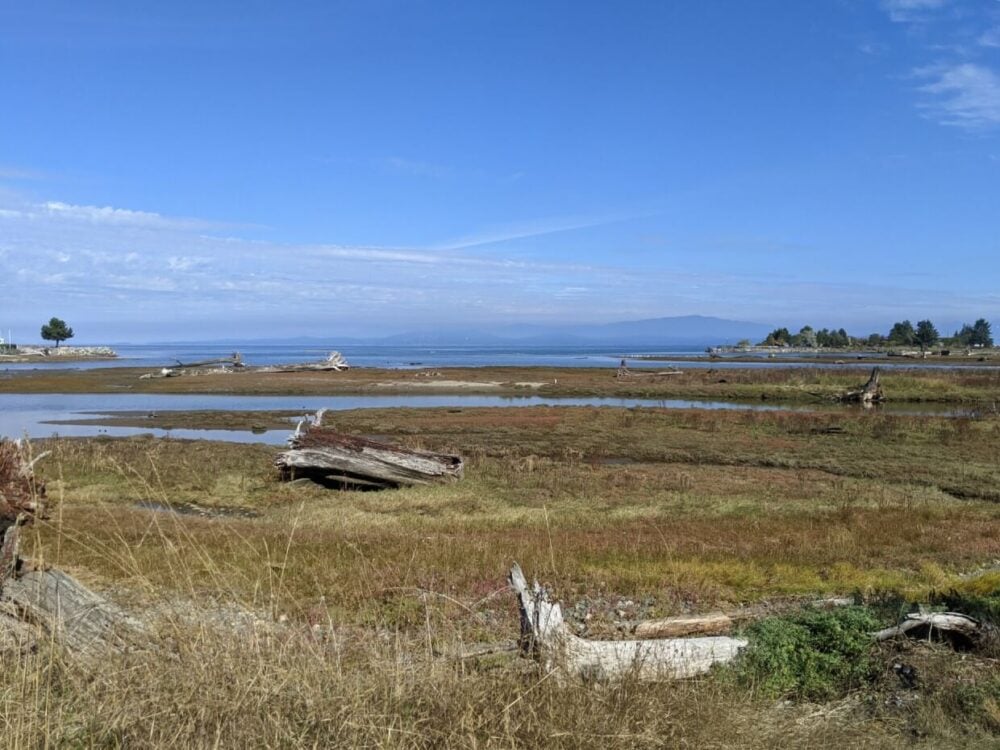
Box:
[917,63,1000,129]
[167,255,210,271]
[42,201,201,229]
[882,0,947,23]
[979,26,1000,48]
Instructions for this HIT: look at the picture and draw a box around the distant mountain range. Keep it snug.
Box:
[167,315,773,348]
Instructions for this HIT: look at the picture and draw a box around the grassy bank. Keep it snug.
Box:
[4,363,1000,403]
[6,405,1000,745]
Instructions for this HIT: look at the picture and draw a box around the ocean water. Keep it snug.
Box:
[1,343,707,371]
[0,342,966,372]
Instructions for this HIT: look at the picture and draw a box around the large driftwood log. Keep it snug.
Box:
[141,352,244,379]
[276,409,463,489]
[838,366,885,404]
[2,569,145,654]
[261,351,349,373]
[509,564,746,681]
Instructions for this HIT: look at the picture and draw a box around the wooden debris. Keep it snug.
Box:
[633,612,733,639]
[615,359,682,379]
[141,352,244,378]
[509,563,746,681]
[837,366,885,405]
[260,351,349,373]
[276,409,463,489]
[0,440,47,586]
[0,439,144,655]
[874,612,991,649]
[2,569,146,654]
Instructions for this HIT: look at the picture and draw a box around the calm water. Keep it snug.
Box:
[1,344,699,371]
[0,393,975,445]
[1,343,988,373]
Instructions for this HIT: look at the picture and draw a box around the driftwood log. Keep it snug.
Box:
[509,563,747,681]
[838,366,885,405]
[875,611,994,650]
[261,351,349,373]
[634,612,734,639]
[276,409,463,489]
[0,439,143,655]
[141,352,244,378]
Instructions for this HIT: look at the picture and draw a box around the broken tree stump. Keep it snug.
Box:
[509,563,746,681]
[0,439,47,586]
[837,366,885,405]
[276,409,463,489]
[0,438,145,655]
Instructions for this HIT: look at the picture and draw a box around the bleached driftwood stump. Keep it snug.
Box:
[509,563,747,681]
[838,367,885,405]
[0,439,144,655]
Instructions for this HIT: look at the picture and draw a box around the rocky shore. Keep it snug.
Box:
[0,345,117,362]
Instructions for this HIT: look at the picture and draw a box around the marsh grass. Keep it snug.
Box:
[5,363,1000,404]
[5,404,1000,746]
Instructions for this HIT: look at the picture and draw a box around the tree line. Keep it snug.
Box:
[755,318,993,350]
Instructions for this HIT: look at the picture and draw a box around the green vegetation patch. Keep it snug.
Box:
[731,606,882,700]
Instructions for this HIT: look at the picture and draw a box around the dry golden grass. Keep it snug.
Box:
[2,404,999,746]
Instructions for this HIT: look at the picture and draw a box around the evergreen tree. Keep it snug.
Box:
[887,320,916,346]
[971,318,993,347]
[40,317,74,347]
[914,320,939,352]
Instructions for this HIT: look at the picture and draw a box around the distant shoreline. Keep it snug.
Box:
[0,345,118,363]
[630,345,1000,366]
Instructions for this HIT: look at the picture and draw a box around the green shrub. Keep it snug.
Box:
[730,606,880,700]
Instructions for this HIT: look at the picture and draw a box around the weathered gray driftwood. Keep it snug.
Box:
[0,439,143,655]
[2,569,145,654]
[875,612,988,649]
[509,563,746,681]
[261,351,349,373]
[141,352,243,379]
[276,409,463,489]
[838,366,885,404]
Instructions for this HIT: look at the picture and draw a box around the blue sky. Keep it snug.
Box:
[1,0,999,342]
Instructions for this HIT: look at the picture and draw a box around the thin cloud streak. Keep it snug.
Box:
[916,63,1000,129]
[881,0,948,24]
[435,211,654,251]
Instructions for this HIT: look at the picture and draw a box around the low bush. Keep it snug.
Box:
[730,606,881,700]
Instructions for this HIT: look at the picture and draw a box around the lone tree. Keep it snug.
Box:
[40,317,74,347]
[914,319,939,352]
